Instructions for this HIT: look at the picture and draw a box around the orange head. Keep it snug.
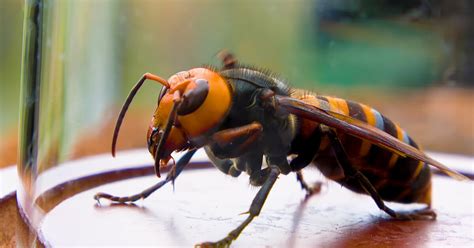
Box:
[112,68,232,177]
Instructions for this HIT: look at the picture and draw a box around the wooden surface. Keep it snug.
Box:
[30,153,473,247]
[0,192,16,247]
[0,166,19,248]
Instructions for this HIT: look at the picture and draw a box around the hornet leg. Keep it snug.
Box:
[204,147,241,177]
[196,166,281,248]
[94,149,196,203]
[290,125,323,196]
[212,122,262,152]
[206,122,263,178]
[296,171,322,197]
[325,128,436,220]
[210,122,263,158]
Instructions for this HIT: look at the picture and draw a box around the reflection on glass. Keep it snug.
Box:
[17,0,120,242]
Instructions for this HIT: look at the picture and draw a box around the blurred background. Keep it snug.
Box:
[0,0,473,246]
[1,0,473,170]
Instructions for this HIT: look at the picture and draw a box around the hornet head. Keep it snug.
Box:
[112,68,232,177]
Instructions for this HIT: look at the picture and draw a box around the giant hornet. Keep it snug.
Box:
[95,52,467,247]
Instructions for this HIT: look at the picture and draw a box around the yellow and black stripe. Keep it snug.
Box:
[293,94,432,205]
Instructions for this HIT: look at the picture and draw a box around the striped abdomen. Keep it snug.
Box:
[291,92,432,205]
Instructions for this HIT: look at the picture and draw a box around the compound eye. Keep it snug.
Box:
[177,78,209,115]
